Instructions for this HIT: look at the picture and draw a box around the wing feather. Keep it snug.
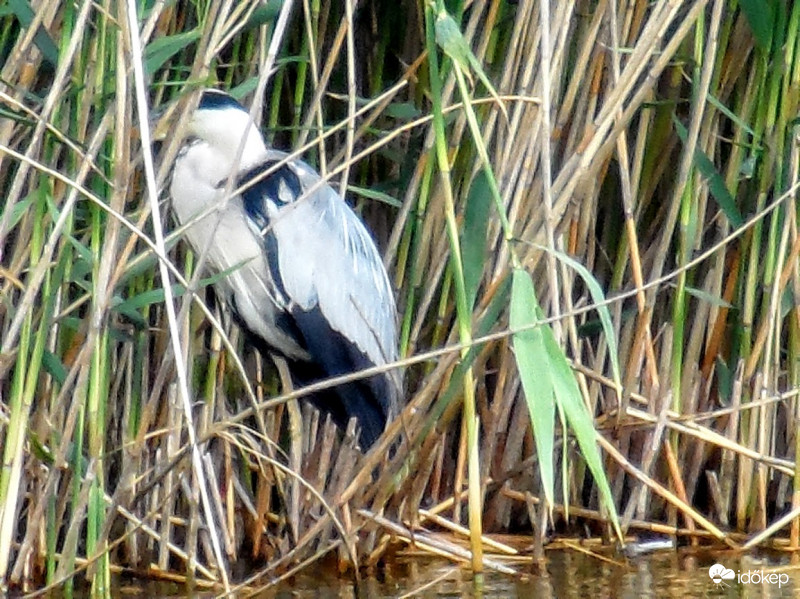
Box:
[240,152,398,374]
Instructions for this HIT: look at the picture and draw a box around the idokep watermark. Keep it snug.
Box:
[709,563,790,588]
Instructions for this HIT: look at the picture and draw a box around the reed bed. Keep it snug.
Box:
[1,0,800,594]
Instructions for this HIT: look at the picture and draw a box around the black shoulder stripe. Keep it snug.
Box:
[235,161,301,304]
[239,160,303,222]
[261,227,290,304]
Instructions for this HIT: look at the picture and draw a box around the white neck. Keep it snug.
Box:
[225,122,268,170]
[192,107,269,173]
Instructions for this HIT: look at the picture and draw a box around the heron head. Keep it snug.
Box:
[187,89,268,167]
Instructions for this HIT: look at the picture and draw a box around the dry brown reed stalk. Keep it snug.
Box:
[4,0,800,591]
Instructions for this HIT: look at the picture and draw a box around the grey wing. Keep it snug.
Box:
[268,159,399,372]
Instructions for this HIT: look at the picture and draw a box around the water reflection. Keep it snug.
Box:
[114,549,800,597]
[537,550,800,599]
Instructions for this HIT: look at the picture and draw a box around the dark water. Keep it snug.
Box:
[115,550,800,597]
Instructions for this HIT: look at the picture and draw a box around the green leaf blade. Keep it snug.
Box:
[510,268,555,506]
[144,30,201,76]
[461,172,492,310]
[9,0,59,67]
[673,117,743,228]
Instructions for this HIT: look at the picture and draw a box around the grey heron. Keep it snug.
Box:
[169,89,401,450]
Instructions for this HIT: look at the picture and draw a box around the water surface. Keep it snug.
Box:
[241,550,800,598]
[114,549,800,597]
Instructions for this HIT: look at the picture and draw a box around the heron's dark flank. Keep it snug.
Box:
[169,89,401,449]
